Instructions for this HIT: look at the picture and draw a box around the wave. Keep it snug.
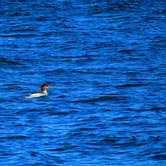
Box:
[73,95,127,103]
[116,83,148,88]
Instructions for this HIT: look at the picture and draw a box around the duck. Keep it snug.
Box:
[25,84,52,98]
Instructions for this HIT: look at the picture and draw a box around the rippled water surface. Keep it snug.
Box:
[0,0,166,165]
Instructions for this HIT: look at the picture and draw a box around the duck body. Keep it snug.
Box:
[25,91,47,98]
[25,84,50,98]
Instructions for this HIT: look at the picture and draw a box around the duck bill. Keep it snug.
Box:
[48,86,53,88]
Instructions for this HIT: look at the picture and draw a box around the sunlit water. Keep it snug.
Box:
[0,0,166,165]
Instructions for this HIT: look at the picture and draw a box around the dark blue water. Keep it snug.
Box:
[0,0,166,165]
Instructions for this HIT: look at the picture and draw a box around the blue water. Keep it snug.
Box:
[0,0,166,165]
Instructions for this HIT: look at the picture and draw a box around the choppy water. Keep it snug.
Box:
[0,0,166,165]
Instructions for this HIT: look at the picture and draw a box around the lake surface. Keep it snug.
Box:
[0,0,166,165]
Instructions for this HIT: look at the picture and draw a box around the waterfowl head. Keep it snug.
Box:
[41,84,51,91]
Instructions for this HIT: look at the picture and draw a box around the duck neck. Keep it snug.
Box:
[42,90,48,95]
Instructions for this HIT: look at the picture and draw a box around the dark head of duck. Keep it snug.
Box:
[41,84,52,91]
